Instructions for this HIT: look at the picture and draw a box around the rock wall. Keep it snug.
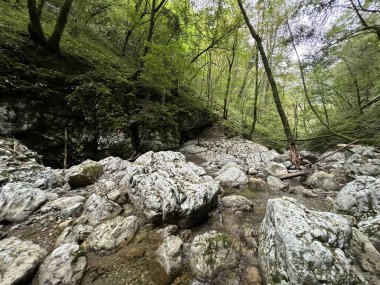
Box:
[0,67,214,168]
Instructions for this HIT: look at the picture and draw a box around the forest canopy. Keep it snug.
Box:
[4,0,380,151]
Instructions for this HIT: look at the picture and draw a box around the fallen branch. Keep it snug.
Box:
[128,151,141,162]
[279,170,311,180]
[315,139,359,163]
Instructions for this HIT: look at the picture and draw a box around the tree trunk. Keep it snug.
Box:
[27,0,46,45]
[237,0,301,168]
[46,0,74,54]
[223,32,237,120]
[343,57,362,112]
[249,45,260,138]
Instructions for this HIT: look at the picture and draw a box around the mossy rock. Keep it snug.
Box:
[66,160,103,188]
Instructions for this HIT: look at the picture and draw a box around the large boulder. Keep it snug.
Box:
[124,151,220,228]
[33,243,86,285]
[306,171,340,191]
[86,215,138,251]
[335,176,380,221]
[0,237,47,285]
[259,197,366,284]
[65,160,103,188]
[189,231,239,281]
[80,193,122,226]
[0,182,48,222]
[214,165,248,187]
[155,235,183,281]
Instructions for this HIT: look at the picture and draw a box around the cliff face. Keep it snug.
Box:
[0,45,214,168]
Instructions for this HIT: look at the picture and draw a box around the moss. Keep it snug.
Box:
[202,233,232,267]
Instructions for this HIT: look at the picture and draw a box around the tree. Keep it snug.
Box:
[237,0,301,167]
[27,0,75,54]
[46,0,75,54]
[27,0,46,45]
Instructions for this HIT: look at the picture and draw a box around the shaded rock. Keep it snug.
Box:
[247,167,258,175]
[266,176,288,190]
[302,188,318,198]
[65,160,103,188]
[86,215,138,251]
[80,193,122,226]
[242,266,262,285]
[189,231,239,281]
[215,166,248,187]
[40,196,85,217]
[300,150,319,163]
[156,236,183,280]
[221,195,253,212]
[0,237,47,285]
[125,151,220,228]
[248,178,269,191]
[97,131,133,158]
[259,197,366,284]
[157,225,179,238]
[33,243,86,285]
[56,225,93,246]
[335,176,380,221]
[0,182,48,222]
[306,171,340,191]
[350,228,380,284]
[359,215,380,246]
[263,162,287,177]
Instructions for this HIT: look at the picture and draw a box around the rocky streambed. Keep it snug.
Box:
[0,136,380,285]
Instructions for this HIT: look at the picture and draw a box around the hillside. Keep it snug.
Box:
[0,1,214,167]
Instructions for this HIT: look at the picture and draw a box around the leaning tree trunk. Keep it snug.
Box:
[27,0,46,45]
[237,0,301,168]
[46,0,74,54]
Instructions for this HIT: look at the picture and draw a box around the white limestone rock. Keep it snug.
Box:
[0,182,48,222]
[55,225,93,246]
[259,197,366,284]
[0,237,47,285]
[306,171,340,191]
[40,196,85,217]
[155,236,183,280]
[33,243,86,285]
[221,195,253,212]
[189,231,239,281]
[80,193,122,226]
[335,176,380,221]
[215,166,248,187]
[86,215,138,251]
[125,151,220,228]
[263,162,288,177]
